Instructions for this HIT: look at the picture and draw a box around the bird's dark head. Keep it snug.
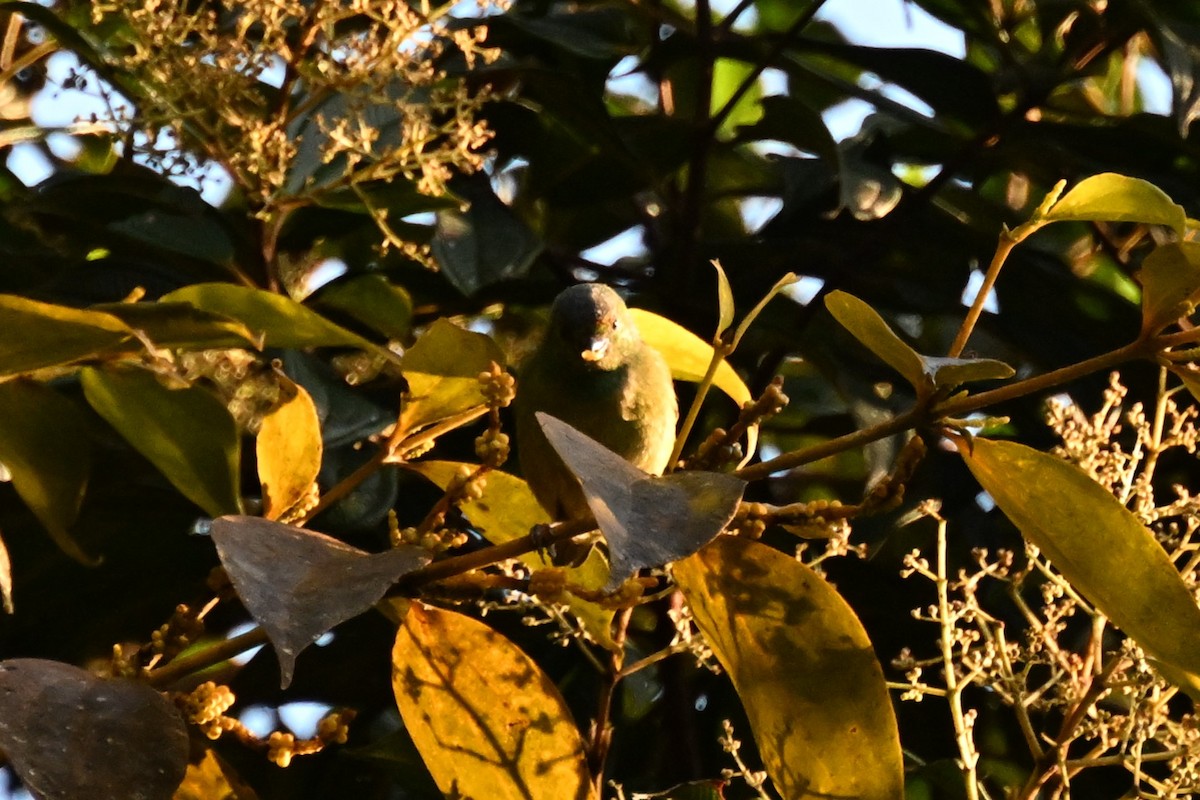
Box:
[547,283,641,371]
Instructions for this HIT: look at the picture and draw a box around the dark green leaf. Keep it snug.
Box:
[431,180,542,296]
[0,380,94,562]
[80,366,243,517]
[314,274,413,340]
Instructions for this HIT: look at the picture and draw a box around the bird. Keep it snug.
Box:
[514,283,678,533]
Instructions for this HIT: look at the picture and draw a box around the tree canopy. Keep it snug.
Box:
[3,1,1200,798]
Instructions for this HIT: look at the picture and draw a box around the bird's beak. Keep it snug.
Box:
[580,336,610,363]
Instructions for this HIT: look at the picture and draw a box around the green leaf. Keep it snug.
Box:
[399,319,504,435]
[314,274,413,340]
[961,437,1200,693]
[91,302,260,350]
[539,414,745,592]
[825,292,1013,391]
[712,260,735,339]
[431,180,542,296]
[0,295,133,376]
[1136,241,1200,334]
[0,381,95,563]
[711,58,763,137]
[212,516,429,687]
[1042,173,1187,233]
[674,536,904,800]
[257,379,322,521]
[80,367,243,517]
[825,291,926,389]
[392,603,597,800]
[161,283,383,354]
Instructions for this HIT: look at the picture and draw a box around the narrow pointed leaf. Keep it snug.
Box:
[392,602,597,800]
[1043,173,1186,233]
[538,414,744,591]
[161,283,384,354]
[0,380,94,562]
[0,658,188,800]
[674,537,903,800]
[81,367,242,517]
[961,437,1200,692]
[1137,241,1200,334]
[825,291,926,389]
[211,516,430,687]
[921,356,1015,387]
[0,295,133,376]
[713,260,735,339]
[257,379,322,520]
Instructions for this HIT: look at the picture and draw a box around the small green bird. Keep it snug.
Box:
[514,283,678,525]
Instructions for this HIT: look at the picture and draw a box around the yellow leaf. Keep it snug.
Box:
[675,537,903,800]
[392,603,597,800]
[257,379,322,520]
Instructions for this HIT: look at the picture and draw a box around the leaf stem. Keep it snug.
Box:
[146,627,268,688]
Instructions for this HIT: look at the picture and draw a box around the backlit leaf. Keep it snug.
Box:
[81,367,243,517]
[0,380,94,563]
[825,291,925,389]
[538,414,744,591]
[674,537,904,800]
[713,260,735,339]
[392,602,597,800]
[1136,241,1200,334]
[0,658,189,800]
[961,437,1200,693]
[0,294,133,376]
[399,319,504,435]
[1043,173,1186,233]
[826,292,1013,391]
[257,378,322,521]
[212,516,429,687]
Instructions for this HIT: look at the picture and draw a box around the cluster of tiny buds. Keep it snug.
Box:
[395,525,469,553]
[449,464,486,502]
[150,603,206,660]
[478,362,516,407]
[176,681,237,740]
[267,709,356,768]
[474,429,510,466]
